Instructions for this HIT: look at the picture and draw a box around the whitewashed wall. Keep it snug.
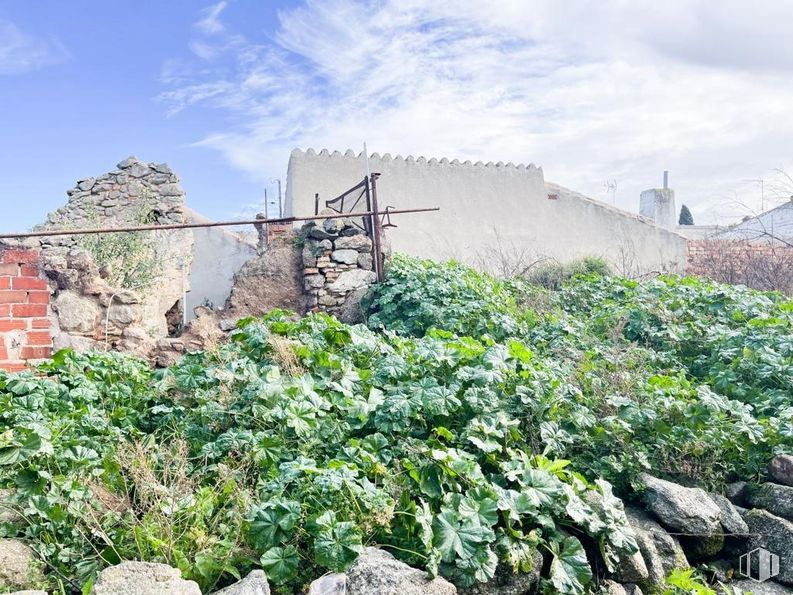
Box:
[286,149,688,274]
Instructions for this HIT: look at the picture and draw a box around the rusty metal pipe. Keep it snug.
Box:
[0,207,439,240]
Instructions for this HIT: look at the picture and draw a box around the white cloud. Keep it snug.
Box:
[163,0,793,224]
[195,1,228,35]
[0,19,68,75]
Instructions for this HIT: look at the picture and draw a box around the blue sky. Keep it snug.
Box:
[2,0,793,232]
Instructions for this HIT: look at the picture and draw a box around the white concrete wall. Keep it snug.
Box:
[286,149,688,274]
[185,208,257,319]
[716,201,793,245]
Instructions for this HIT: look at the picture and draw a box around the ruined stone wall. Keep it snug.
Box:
[41,157,193,347]
[301,217,377,323]
[0,244,52,372]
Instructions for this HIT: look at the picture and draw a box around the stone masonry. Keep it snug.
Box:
[301,216,377,322]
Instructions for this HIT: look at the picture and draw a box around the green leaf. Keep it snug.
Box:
[260,545,300,585]
[547,536,592,595]
[248,500,302,550]
[432,509,493,563]
[314,519,363,570]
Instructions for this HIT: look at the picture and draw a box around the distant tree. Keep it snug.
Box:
[679,204,694,225]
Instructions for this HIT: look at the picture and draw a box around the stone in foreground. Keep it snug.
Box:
[624,507,688,590]
[746,483,793,523]
[91,561,201,595]
[345,548,456,595]
[0,539,44,592]
[742,509,793,585]
[309,573,346,594]
[768,455,793,487]
[212,570,270,595]
[458,551,543,595]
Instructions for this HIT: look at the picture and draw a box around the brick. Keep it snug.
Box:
[26,331,52,346]
[0,264,18,276]
[30,318,50,329]
[0,291,27,304]
[0,344,7,360]
[21,346,51,360]
[0,362,27,373]
[1,249,39,264]
[27,291,50,304]
[0,305,9,317]
[19,265,39,276]
[0,319,27,332]
[13,277,47,290]
[12,303,47,317]
[0,277,9,290]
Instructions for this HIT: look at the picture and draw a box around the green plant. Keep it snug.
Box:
[524,257,611,290]
[78,201,163,291]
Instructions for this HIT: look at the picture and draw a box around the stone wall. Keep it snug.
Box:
[301,217,377,323]
[285,149,689,275]
[41,157,193,346]
[0,244,52,372]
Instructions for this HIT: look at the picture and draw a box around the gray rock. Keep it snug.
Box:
[726,482,749,506]
[623,586,643,595]
[742,509,793,584]
[53,291,101,334]
[769,456,793,487]
[7,591,48,595]
[338,287,369,324]
[328,270,377,294]
[334,235,372,252]
[346,548,456,595]
[747,483,793,522]
[640,474,722,536]
[158,184,183,197]
[309,227,337,241]
[107,305,140,327]
[303,244,318,267]
[331,249,359,265]
[357,253,373,270]
[625,506,689,590]
[0,539,44,592]
[116,157,140,169]
[78,178,96,192]
[91,561,201,595]
[127,163,151,178]
[600,580,627,595]
[0,489,23,527]
[309,573,346,594]
[151,163,172,174]
[304,274,325,290]
[710,493,750,535]
[212,570,270,594]
[323,218,350,234]
[725,579,791,594]
[339,226,363,237]
[458,551,542,595]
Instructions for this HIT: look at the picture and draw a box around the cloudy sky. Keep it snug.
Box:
[2,0,793,231]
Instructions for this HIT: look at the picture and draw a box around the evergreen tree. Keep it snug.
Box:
[679,204,694,225]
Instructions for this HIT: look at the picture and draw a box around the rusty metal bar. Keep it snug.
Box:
[369,173,385,281]
[0,207,439,240]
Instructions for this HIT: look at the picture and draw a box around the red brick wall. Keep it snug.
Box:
[0,247,52,372]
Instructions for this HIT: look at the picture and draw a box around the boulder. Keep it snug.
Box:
[6,591,48,595]
[323,218,350,234]
[747,483,793,522]
[639,473,723,558]
[334,235,372,252]
[725,579,791,594]
[0,539,44,592]
[768,455,793,487]
[624,507,688,590]
[709,493,749,535]
[331,249,360,265]
[338,287,369,325]
[742,509,793,584]
[345,548,456,595]
[357,253,373,271]
[91,561,201,595]
[309,227,337,241]
[308,573,346,594]
[212,570,270,594]
[639,474,721,535]
[623,586,643,595]
[327,270,377,295]
[458,551,542,595]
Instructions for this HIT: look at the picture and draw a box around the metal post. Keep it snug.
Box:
[369,173,384,281]
[663,171,669,189]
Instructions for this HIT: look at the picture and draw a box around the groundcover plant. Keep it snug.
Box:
[0,254,790,593]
